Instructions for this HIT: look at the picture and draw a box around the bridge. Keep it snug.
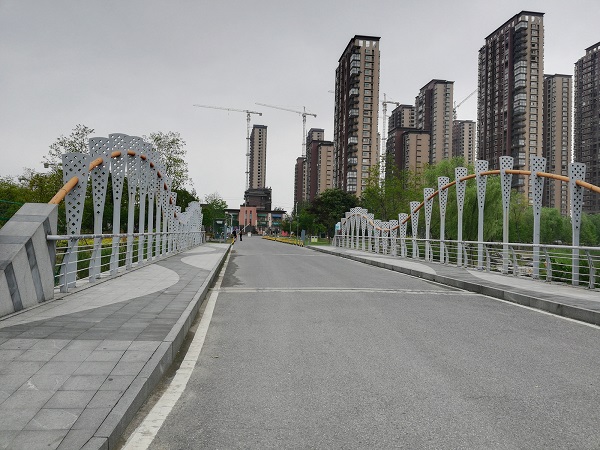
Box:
[0,134,599,449]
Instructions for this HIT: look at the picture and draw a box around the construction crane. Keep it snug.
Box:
[453,89,477,120]
[380,94,401,180]
[193,104,262,190]
[255,103,316,158]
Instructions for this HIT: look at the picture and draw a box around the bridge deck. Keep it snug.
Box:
[0,240,598,449]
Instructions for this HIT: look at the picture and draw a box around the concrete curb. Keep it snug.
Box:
[90,246,230,450]
[309,246,600,327]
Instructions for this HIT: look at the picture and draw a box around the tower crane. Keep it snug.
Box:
[193,104,262,190]
[255,103,316,158]
[380,94,401,179]
[453,89,477,120]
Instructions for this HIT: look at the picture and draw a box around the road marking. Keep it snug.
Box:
[218,287,472,295]
[121,251,231,450]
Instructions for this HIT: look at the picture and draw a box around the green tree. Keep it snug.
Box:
[144,131,190,190]
[360,156,420,221]
[44,124,94,167]
[308,188,358,236]
[202,192,227,231]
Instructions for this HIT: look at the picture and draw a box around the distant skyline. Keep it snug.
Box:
[1,0,598,212]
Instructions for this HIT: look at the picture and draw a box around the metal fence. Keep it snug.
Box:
[50,133,205,293]
[335,156,600,290]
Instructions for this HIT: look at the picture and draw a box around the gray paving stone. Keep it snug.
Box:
[45,390,95,409]
[24,408,81,430]
[15,349,60,362]
[60,375,107,391]
[0,408,39,431]
[109,360,146,376]
[56,429,94,450]
[73,361,118,376]
[98,375,135,391]
[0,430,18,450]
[72,407,111,430]
[52,348,96,362]
[8,429,67,450]
[0,339,37,350]
[87,390,123,409]
[37,361,82,375]
[81,436,108,450]
[127,341,160,352]
[85,350,124,362]
[120,350,154,363]
[0,349,25,360]
[17,373,70,392]
[63,340,102,351]
[1,390,54,410]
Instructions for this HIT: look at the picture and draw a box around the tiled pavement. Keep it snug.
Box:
[0,243,228,450]
[310,245,600,326]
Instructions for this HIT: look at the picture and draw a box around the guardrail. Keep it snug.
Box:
[0,133,206,317]
[336,156,599,290]
[50,133,205,293]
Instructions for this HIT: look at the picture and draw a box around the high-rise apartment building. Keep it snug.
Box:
[415,79,454,164]
[452,120,476,165]
[333,35,380,196]
[293,156,305,208]
[249,124,267,189]
[477,11,544,199]
[401,131,430,174]
[574,42,600,213]
[386,105,415,172]
[305,128,325,201]
[316,141,334,197]
[543,74,572,215]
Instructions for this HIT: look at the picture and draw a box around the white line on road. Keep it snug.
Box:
[218,287,472,295]
[121,251,231,450]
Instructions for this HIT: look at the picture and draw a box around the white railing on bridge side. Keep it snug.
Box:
[54,133,205,293]
[334,156,600,290]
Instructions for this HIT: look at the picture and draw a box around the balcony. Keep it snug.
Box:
[347,157,358,167]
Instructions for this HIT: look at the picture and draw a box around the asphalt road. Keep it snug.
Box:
[147,237,600,449]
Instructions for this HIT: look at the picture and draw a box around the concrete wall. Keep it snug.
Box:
[0,203,57,317]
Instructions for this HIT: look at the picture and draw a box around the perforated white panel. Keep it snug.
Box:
[438,177,449,217]
[389,219,398,256]
[89,137,112,229]
[62,153,91,235]
[499,156,513,212]
[399,213,408,258]
[475,160,489,210]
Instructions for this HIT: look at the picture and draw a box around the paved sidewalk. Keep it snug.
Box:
[0,243,229,450]
[310,245,600,326]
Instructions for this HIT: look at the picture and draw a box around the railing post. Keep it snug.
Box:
[410,201,420,259]
[374,219,381,254]
[500,156,513,274]
[344,212,350,248]
[88,137,111,281]
[137,142,151,264]
[109,134,129,275]
[569,162,586,286]
[60,152,91,292]
[350,208,357,249]
[475,160,488,270]
[389,220,398,256]
[424,188,434,262]
[126,138,142,269]
[530,156,546,279]
[154,171,163,259]
[455,167,467,267]
[438,176,449,264]
[360,210,367,251]
[146,150,157,261]
[381,221,389,255]
[399,213,408,258]
[367,213,374,251]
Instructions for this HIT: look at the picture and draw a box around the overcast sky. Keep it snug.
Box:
[1,0,597,212]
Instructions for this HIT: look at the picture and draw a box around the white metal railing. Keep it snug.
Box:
[48,230,205,293]
[332,235,600,290]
